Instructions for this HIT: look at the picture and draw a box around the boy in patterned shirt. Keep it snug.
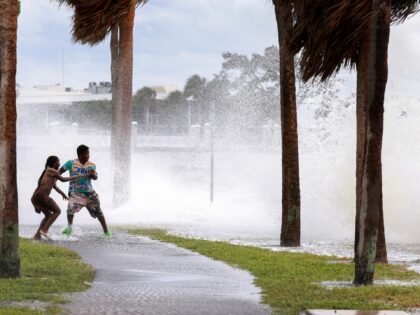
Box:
[60,144,111,237]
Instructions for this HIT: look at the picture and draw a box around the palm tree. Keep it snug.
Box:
[362,0,420,264]
[110,1,137,206]
[184,75,207,101]
[273,0,301,247]
[162,91,188,132]
[353,0,391,284]
[133,87,157,131]
[0,0,20,279]
[56,0,147,206]
[184,74,207,127]
[110,24,118,166]
[292,0,419,284]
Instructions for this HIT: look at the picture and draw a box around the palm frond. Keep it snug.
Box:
[53,0,148,45]
[291,0,370,81]
[291,0,420,82]
[392,0,420,23]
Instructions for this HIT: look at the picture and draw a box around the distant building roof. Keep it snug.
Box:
[17,84,112,106]
[17,83,181,105]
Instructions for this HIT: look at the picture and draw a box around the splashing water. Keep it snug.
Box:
[17,93,420,247]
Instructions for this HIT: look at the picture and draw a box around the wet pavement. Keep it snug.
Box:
[24,226,270,315]
[20,225,420,315]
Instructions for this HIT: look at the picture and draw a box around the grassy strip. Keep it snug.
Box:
[129,228,420,314]
[0,306,61,315]
[0,238,94,315]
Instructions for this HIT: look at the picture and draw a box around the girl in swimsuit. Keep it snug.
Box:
[31,156,83,240]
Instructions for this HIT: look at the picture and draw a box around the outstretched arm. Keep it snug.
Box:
[57,174,83,182]
[52,171,83,183]
[53,184,68,200]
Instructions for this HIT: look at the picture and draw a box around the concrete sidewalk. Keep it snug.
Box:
[52,227,270,315]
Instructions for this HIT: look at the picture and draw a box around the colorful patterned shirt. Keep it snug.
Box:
[62,159,96,194]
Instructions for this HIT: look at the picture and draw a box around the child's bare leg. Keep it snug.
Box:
[43,210,61,233]
[41,198,61,233]
[97,214,108,234]
[34,211,50,239]
[67,214,74,226]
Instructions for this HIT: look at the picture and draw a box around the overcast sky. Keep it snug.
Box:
[17,0,420,95]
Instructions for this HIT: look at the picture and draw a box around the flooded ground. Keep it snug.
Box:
[150,226,420,275]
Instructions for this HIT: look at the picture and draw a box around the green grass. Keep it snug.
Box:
[0,306,61,315]
[128,228,420,315]
[0,238,95,315]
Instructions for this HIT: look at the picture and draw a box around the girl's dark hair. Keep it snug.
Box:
[38,156,59,186]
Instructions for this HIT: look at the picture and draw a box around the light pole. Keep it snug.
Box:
[210,101,215,204]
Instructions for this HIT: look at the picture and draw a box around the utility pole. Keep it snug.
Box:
[61,47,65,88]
[210,101,215,204]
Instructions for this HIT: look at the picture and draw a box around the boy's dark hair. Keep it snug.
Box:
[77,144,89,156]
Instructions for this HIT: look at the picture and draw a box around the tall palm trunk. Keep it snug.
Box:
[110,24,119,163]
[354,61,364,266]
[355,63,388,265]
[273,0,301,247]
[0,0,20,278]
[112,3,135,206]
[375,205,387,263]
[354,0,391,285]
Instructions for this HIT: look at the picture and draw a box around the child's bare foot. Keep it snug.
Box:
[40,230,52,241]
[33,233,41,240]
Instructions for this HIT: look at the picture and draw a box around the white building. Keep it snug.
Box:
[17,84,112,131]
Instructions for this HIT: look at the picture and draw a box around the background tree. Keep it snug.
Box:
[184,75,207,127]
[184,74,207,100]
[133,87,157,132]
[0,0,20,278]
[71,100,113,129]
[220,46,280,129]
[203,75,231,129]
[212,46,341,139]
[161,91,187,134]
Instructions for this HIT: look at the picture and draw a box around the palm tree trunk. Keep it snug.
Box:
[376,206,387,263]
[355,58,365,266]
[0,0,20,278]
[110,24,119,164]
[354,0,391,285]
[274,0,301,247]
[356,61,388,265]
[112,3,135,206]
